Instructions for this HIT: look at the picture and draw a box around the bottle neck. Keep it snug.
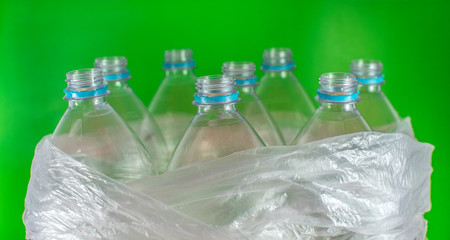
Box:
[357,84,382,93]
[319,102,357,112]
[264,70,293,78]
[165,68,195,78]
[68,96,106,109]
[107,80,129,89]
[197,103,237,114]
[235,85,255,94]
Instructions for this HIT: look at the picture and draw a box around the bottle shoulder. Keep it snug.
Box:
[236,89,260,102]
[191,109,245,127]
[168,114,265,169]
[52,103,155,180]
[259,72,300,84]
[149,75,197,113]
[356,91,400,129]
[107,87,151,121]
[256,76,315,113]
[55,103,123,131]
[162,73,197,85]
[65,101,114,117]
[292,111,371,145]
[313,108,363,122]
[258,73,311,98]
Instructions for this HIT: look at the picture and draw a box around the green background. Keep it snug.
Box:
[1,0,448,239]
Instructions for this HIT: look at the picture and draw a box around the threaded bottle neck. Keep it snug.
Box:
[94,56,130,81]
[222,61,257,86]
[194,75,239,105]
[261,48,295,71]
[64,68,109,100]
[350,59,384,85]
[316,72,359,103]
[164,49,195,69]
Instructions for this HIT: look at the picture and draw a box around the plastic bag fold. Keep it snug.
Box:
[24,119,433,240]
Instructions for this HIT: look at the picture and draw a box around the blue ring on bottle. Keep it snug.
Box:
[235,77,258,86]
[261,62,295,71]
[163,61,196,69]
[194,91,239,104]
[356,74,384,84]
[104,70,130,81]
[316,90,359,102]
[64,85,109,99]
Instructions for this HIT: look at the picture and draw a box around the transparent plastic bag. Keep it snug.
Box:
[24,119,432,240]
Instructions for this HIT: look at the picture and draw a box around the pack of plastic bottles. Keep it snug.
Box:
[23,48,433,240]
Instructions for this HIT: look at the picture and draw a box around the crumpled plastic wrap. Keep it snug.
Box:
[23,119,433,240]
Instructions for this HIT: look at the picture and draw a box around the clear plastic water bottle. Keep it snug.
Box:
[222,61,284,146]
[292,72,371,145]
[350,59,401,132]
[257,48,315,144]
[149,49,197,153]
[52,68,155,182]
[167,75,265,170]
[95,56,169,173]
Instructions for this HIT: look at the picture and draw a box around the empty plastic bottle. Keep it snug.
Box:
[222,61,284,146]
[257,48,315,144]
[167,75,265,170]
[350,59,401,132]
[52,68,155,182]
[149,49,197,153]
[292,72,371,145]
[95,56,169,173]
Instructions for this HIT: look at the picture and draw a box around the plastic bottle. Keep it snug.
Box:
[350,59,401,132]
[149,49,197,153]
[292,72,371,145]
[222,61,284,146]
[257,48,315,144]
[95,56,169,173]
[52,68,155,182]
[167,75,265,170]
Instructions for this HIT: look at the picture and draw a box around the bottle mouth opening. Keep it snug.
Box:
[164,49,193,63]
[320,72,356,83]
[194,75,239,105]
[350,59,383,79]
[263,48,292,58]
[222,61,256,79]
[94,56,130,81]
[196,75,236,95]
[351,59,382,69]
[222,61,255,70]
[64,68,109,99]
[262,48,294,68]
[317,72,358,103]
[95,56,127,68]
[66,68,103,84]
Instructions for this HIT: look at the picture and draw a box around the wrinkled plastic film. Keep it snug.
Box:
[23,140,238,240]
[24,119,432,239]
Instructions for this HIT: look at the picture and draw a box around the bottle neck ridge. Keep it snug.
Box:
[319,102,358,112]
[197,102,238,113]
[68,96,107,109]
[165,68,195,77]
[358,84,382,93]
[193,92,241,106]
